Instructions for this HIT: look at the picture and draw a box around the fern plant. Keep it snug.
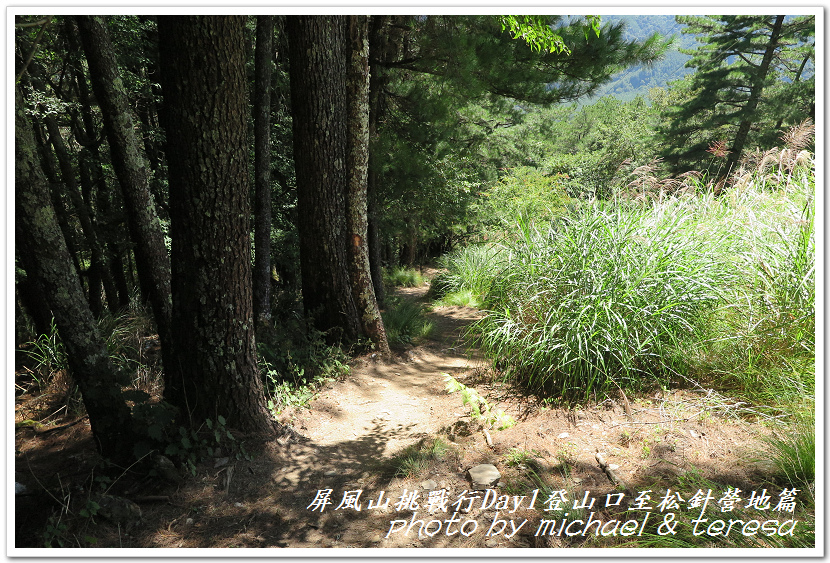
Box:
[443,373,516,430]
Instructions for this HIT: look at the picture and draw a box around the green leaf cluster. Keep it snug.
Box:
[443,373,516,430]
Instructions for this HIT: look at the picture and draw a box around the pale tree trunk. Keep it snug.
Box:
[346,15,391,357]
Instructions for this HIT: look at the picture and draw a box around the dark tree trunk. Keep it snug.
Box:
[252,15,274,325]
[15,256,54,338]
[66,29,132,311]
[43,115,118,316]
[367,15,396,306]
[346,15,390,356]
[31,120,85,288]
[158,15,273,433]
[16,86,135,464]
[726,15,786,174]
[76,15,174,373]
[287,15,360,343]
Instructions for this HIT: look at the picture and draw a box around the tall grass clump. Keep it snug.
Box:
[381,296,434,348]
[475,202,737,402]
[429,244,502,302]
[383,266,427,288]
[684,168,815,408]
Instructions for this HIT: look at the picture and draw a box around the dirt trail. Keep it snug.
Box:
[15,285,780,549]
[285,286,484,456]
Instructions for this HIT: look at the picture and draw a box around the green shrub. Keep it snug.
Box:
[383,266,427,288]
[381,296,434,348]
[477,166,573,232]
[475,202,734,402]
[256,313,351,415]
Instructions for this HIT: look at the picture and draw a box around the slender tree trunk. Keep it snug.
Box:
[726,15,785,174]
[43,115,118,316]
[76,15,174,374]
[346,15,390,356]
[775,53,811,131]
[16,86,135,464]
[367,15,395,306]
[158,15,273,433]
[253,15,274,325]
[31,120,85,288]
[287,15,361,343]
[367,172,385,307]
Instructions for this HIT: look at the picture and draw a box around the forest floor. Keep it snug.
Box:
[14,284,788,551]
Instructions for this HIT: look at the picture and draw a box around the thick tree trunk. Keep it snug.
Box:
[287,15,361,343]
[346,15,391,357]
[158,15,273,433]
[16,86,135,465]
[726,15,785,174]
[75,15,174,369]
[253,15,274,325]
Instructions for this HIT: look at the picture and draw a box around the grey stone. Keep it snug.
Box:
[420,479,438,491]
[214,457,230,468]
[467,464,501,488]
[155,455,184,484]
[93,494,142,529]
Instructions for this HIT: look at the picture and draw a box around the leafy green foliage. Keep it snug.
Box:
[20,319,68,390]
[372,14,672,263]
[443,373,516,430]
[256,315,351,415]
[476,166,573,230]
[658,15,815,171]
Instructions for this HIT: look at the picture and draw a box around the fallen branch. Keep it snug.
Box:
[595,451,626,490]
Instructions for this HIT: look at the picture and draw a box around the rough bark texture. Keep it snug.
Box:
[77,16,172,360]
[253,15,274,325]
[346,15,391,357]
[75,16,174,369]
[726,15,785,175]
[43,114,118,316]
[31,120,85,288]
[287,15,361,343]
[16,86,135,464]
[158,16,273,433]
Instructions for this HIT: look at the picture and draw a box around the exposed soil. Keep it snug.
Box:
[14,284,788,550]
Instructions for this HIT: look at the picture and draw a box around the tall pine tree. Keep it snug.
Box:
[658,14,815,173]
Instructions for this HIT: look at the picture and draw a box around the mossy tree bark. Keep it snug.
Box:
[15,85,136,465]
[75,15,174,372]
[346,15,391,357]
[158,15,273,433]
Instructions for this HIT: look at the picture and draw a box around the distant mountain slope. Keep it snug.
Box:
[588,14,696,102]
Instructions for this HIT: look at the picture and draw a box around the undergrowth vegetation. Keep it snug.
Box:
[437,157,815,417]
[381,296,435,349]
